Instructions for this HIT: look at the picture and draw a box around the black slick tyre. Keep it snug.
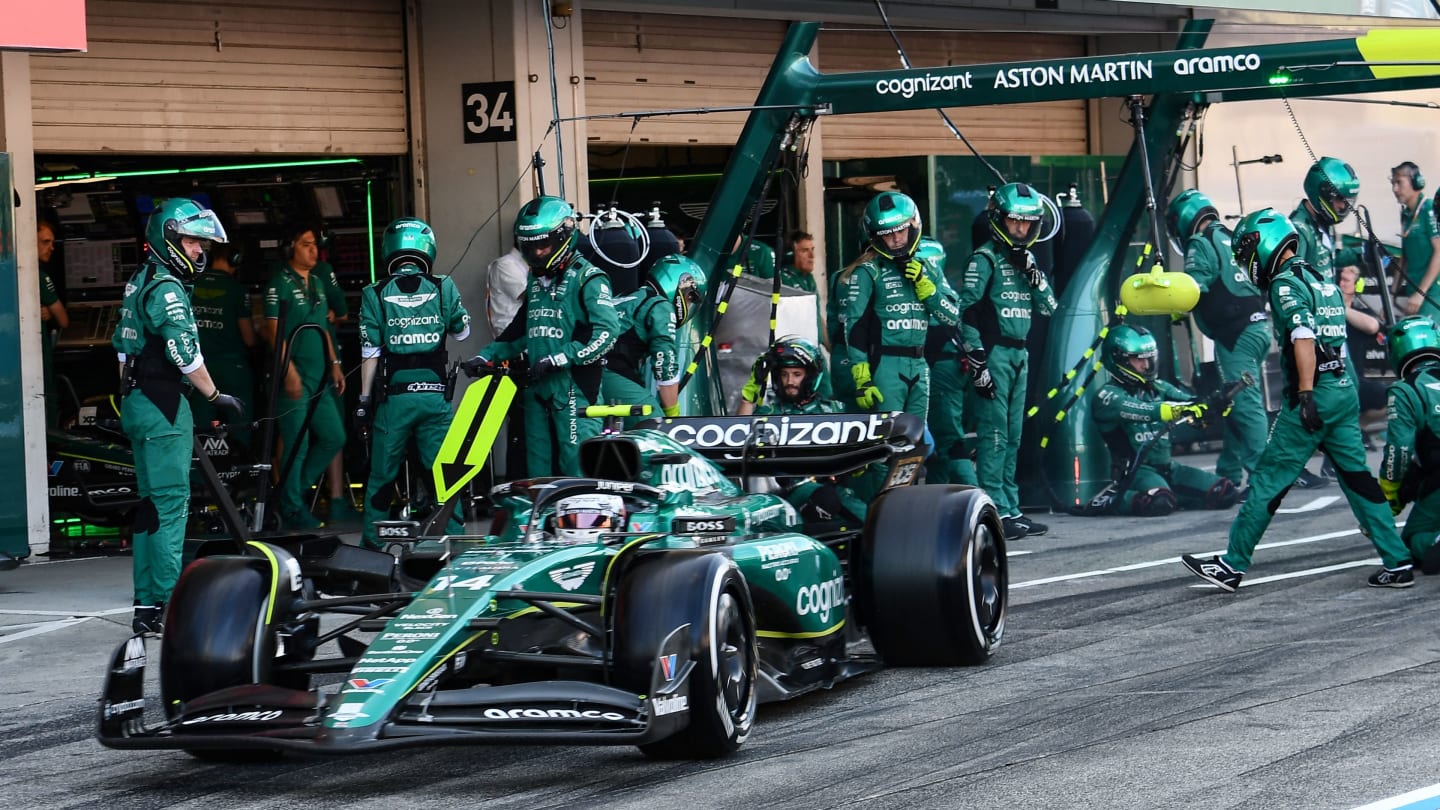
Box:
[614,552,758,759]
[856,485,1007,665]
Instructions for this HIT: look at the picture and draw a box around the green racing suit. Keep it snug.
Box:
[1380,360,1440,562]
[190,267,255,445]
[601,287,678,428]
[957,242,1057,518]
[753,397,880,527]
[112,260,203,607]
[480,255,620,477]
[1092,376,1230,514]
[1222,256,1409,572]
[837,252,960,421]
[1184,221,1272,487]
[358,267,471,547]
[1290,204,1362,282]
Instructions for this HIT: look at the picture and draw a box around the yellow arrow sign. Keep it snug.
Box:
[433,374,517,503]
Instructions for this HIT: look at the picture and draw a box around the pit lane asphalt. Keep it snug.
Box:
[4,449,1439,810]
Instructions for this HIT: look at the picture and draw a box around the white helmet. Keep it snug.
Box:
[553,494,626,544]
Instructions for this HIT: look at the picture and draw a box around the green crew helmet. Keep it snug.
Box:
[988,182,1046,250]
[1232,208,1298,289]
[1104,323,1158,388]
[915,236,946,270]
[382,217,437,274]
[1303,156,1360,227]
[514,195,579,276]
[1167,189,1219,241]
[647,253,707,327]
[145,198,227,281]
[766,335,825,406]
[863,191,922,260]
[1389,316,1440,376]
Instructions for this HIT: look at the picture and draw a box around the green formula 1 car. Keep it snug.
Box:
[98,408,1006,760]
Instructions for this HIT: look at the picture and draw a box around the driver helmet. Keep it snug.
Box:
[1232,208,1299,290]
[863,191,922,261]
[767,336,825,406]
[514,195,579,277]
[382,217,437,275]
[1303,156,1360,227]
[987,182,1046,251]
[553,493,626,544]
[1104,324,1158,389]
[145,198,228,281]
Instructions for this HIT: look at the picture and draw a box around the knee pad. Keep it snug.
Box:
[1204,478,1239,509]
[1131,487,1177,517]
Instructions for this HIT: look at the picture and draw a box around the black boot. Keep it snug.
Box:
[132,604,163,635]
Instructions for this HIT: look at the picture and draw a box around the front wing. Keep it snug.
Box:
[97,627,697,754]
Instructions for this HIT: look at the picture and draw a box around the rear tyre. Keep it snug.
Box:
[160,556,286,762]
[856,485,1007,665]
[614,552,758,759]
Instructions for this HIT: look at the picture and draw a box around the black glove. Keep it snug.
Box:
[1297,390,1323,433]
[964,348,996,400]
[528,352,569,382]
[459,356,492,378]
[208,391,246,418]
[1023,255,1046,289]
[353,395,373,434]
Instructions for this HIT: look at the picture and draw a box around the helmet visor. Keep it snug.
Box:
[173,208,228,244]
[674,275,702,324]
[556,512,615,531]
[1004,215,1039,246]
[517,229,569,272]
[1128,352,1156,380]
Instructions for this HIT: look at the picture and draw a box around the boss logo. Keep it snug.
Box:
[376,522,418,538]
[674,516,735,534]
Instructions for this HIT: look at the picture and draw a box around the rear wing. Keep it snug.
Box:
[648,412,924,477]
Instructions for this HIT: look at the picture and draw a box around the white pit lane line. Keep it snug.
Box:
[1277,495,1342,514]
[1011,525,1392,590]
[1350,782,1440,810]
[0,617,93,644]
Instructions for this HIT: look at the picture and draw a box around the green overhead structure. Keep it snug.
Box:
[686,20,1440,507]
[0,154,26,559]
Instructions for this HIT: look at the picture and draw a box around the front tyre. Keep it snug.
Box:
[614,552,758,759]
[160,555,287,762]
[856,485,1007,665]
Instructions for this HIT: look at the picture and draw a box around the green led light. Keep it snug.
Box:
[37,157,365,184]
[1268,74,1293,86]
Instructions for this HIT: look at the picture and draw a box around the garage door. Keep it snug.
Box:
[30,0,408,155]
[583,11,1086,157]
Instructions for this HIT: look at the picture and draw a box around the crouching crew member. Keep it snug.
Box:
[737,337,877,524]
[1092,324,1237,516]
[463,196,619,477]
[1181,208,1412,592]
[355,218,471,549]
[1379,316,1440,573]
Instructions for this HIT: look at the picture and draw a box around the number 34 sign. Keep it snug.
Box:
[461,82,517,144]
